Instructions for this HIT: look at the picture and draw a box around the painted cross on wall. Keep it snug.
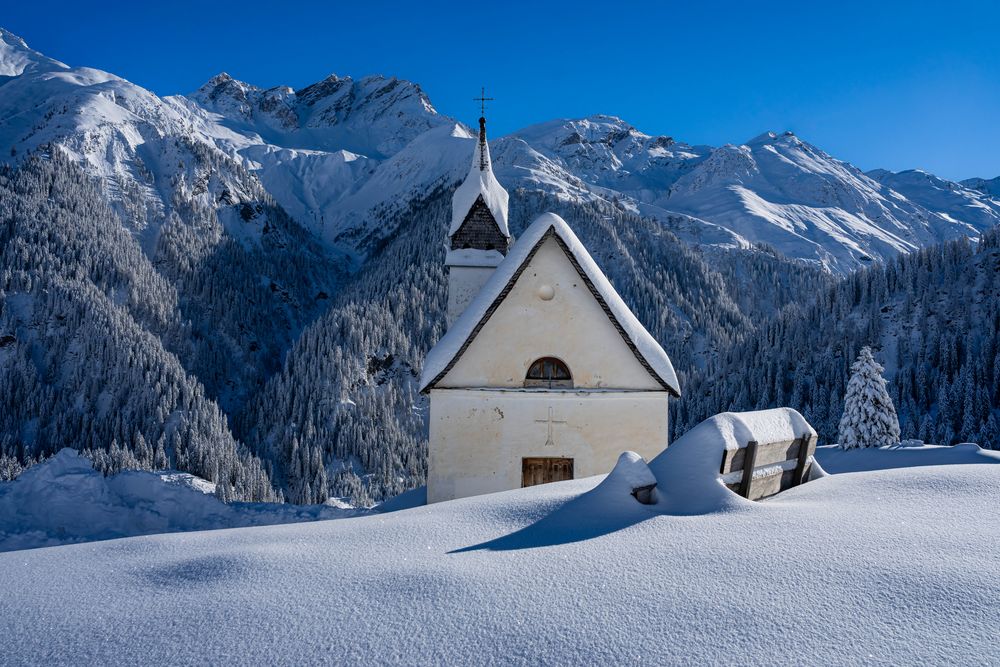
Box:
[534,406,567,447]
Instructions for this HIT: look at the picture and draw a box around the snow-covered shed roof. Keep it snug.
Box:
[421,212,681,395]
[449,119,510,238]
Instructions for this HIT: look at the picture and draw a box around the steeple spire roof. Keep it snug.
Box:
[472,87,494,172]
[449,99,509,240]
[477,116,489,171]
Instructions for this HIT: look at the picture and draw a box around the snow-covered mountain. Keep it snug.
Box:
[0,27,339,292]
[491,120,1000,272]
[6,26,995,274]
[501,115,705,198]
[190,71,447,157]
[0,29,344,501]
[961,175,1000,199]
[867,168,1000,233]
[677,225,1000,447]
[661,132,995,271]
[178,70,469,256]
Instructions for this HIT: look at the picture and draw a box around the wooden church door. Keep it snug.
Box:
[521,457,574,488]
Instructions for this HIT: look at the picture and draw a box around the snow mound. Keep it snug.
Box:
[376,485,428,513]
[649,408,816,514]
[454,457,660,553]
[422,212,680,394]
[608,451,657,493]
[0,449,359,552]
[815,442,1000,474]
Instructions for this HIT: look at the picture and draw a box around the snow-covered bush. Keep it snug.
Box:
[838,347,901,449]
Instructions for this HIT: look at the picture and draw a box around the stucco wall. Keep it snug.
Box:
[428,388,670,503]
[439,236,662,391]
[447,265,495,326]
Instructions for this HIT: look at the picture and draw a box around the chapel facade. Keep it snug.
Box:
[420,113,680,504]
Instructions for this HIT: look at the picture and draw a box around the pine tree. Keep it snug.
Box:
[978,413,999,450]
[838,347,901,449]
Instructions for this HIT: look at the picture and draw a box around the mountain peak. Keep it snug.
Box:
[747,130,800,146]
[192,72,260,103]
[0,25,68,76]
[0,27,29,49]
[748,131,779,144]
[207,72,234,85]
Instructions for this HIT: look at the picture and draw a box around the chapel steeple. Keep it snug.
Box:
[448,106,510,254]
[444,90,511,326]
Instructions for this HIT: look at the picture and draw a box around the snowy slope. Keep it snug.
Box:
[2,460,998,664]
[814,442,1000,474]
[663,132,997,272]
[0,27,66,76]
[868,168,1000,231]
[318,123,475,253]
[0,450,357,552]
[962,175,1000,198]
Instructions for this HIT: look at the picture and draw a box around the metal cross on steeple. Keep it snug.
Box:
[473,87,494,118]
[472,87,494,171]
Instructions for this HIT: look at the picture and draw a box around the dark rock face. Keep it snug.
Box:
[296,74,349,106]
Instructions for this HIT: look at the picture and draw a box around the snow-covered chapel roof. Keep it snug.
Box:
[449,117,510,238]
[421,212,681,395]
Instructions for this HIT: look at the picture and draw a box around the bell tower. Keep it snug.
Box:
[445,89,510,326]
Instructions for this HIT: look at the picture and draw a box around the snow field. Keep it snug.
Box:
[2,442,999,665]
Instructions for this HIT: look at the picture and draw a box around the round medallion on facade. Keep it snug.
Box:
[538,284,555,301]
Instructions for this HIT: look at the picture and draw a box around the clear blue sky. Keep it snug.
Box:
[6,0,999,180]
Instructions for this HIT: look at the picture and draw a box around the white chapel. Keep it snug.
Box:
[420,112,681,504]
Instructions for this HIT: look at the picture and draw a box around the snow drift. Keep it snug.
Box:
[814,441,1000,474]
[0,449,357,552]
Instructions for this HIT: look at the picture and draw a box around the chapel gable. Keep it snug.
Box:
[422,218,681,396]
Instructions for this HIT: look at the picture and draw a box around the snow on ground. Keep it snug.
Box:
[0,449,358,553]
[2,446,999,664]
[815,441,1000,474]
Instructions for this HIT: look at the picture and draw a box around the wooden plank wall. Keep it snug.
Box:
[720,434,818,501]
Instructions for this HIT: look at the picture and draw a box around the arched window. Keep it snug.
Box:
[525,357,573,388]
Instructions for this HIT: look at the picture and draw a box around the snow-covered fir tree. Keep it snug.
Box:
[837,347,901,449]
